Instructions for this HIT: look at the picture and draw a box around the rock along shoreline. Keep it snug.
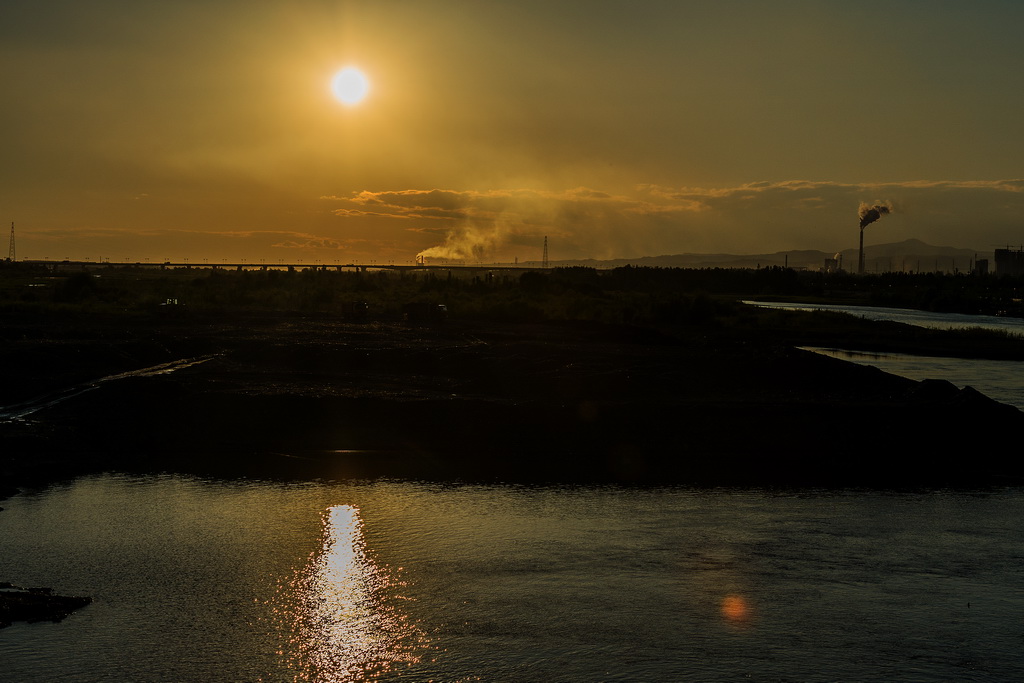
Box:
[0,584,92,629]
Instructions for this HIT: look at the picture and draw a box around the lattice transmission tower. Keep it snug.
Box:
[7,222,13,262]
[542,236,548,269]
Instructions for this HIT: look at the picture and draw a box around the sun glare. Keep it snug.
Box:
[332,67,370,106]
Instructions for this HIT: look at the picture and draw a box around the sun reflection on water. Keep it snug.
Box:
[721,593,754,628]
[287,504,424,682]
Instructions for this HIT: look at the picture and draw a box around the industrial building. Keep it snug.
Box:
[994,248,1024,276]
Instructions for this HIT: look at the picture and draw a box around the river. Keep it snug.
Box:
[2,475,1023,682]
[745,301,1024,410]
[742,301,1024,336]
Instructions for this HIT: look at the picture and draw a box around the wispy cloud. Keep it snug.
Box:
[22,180,1024,262]
[325,187,708,259]
[322,180,1024,259]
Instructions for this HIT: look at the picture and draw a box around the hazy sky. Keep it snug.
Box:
[3,0,1024,263]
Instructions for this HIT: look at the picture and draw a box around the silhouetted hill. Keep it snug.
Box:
[520,239,986,273]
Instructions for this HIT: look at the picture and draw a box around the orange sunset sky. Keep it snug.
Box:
[3,1,1024,264]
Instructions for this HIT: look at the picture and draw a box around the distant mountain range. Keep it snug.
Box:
[521,239,988,273]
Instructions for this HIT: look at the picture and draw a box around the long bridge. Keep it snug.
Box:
[17,259,551,273]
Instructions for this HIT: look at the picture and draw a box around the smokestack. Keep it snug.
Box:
[857,202,892,274]
[858,227,864,275]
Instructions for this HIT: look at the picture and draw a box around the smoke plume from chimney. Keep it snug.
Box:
[858,201,893,229]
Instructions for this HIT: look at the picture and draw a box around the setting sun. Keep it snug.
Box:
[331,67,369,105]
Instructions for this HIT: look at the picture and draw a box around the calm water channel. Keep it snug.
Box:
[746,301,1024,411]
[742,301,1024,336]
[3,475,1024,681]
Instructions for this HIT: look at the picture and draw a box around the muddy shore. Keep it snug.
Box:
[3,308,1021,493]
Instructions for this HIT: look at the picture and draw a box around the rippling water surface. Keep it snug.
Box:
[743,300,1024,336]
[2,475,1024,681]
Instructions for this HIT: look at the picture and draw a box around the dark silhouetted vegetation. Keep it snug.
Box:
[5,261,1023,319]
[2,262,1022,359]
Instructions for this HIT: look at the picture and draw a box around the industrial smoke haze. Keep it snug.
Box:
[858,201,893,229]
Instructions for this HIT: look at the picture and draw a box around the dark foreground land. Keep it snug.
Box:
[3,263,1024,497]
[2,297,1022,493]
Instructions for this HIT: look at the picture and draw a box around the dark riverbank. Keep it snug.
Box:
[3,306,1022,493]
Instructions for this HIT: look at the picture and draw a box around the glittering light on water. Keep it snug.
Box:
[287,505,424,682]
